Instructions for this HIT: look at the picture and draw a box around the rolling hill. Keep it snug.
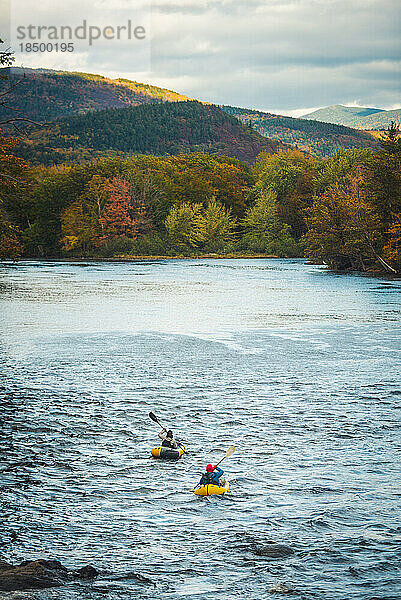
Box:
[0,67,190,123]
[15,100,285,165]
[301,104,401,130]
[0,67,380,160]
[222,106,378,156]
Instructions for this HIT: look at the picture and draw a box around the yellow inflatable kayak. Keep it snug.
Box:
[151,446,185,460]
[194,482,230,496]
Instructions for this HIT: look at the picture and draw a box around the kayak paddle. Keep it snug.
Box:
[215,445,235,467]
[149,411,165,430]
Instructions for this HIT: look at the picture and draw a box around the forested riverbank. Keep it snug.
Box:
[0,127,400,274]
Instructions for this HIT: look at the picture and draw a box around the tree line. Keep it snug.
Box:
[0,127,400,273]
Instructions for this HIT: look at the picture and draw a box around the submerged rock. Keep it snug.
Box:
[269,582,295,594]
[110,571,156,586]
[254,543,294,558]
[72,565,99,579]
[0,559,98,591]
[234,532,295,560]
[130,573,155,586]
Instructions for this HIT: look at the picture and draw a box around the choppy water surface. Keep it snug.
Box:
[0,259,400,600]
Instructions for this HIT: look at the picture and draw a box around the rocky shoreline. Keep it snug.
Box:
[0,542,295,591]
[0,559,98,591]
[0,560,156,591]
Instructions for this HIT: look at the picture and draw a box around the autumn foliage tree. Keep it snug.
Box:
[0,203,21,259]
[303,126,401,273]
[61,175,152,253]
[382,214,401,271]
[99,177,136,241]
[304,173,384,271]
[0,135,33,259]
[61,174,110,251]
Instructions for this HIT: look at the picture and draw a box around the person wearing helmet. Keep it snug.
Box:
[198,463,225,487]
[158,428,178,449]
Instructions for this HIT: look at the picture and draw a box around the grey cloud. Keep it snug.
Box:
[151,0,272,15]
[11,0,401,111]
[147,0,401,109]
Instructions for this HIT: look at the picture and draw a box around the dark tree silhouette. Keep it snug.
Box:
[0,37,42,130]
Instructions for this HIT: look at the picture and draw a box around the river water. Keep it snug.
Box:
[0,259,400,600]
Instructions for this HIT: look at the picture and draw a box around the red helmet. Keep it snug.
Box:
[206,464,214,472]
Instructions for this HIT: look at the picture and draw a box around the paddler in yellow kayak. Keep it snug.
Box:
[192,446,234,495]
[198,463,226,487]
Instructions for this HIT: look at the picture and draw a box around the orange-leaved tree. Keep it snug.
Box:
[61,175,152,253]
[382,213,401,271]
[99,176,137,242]
[0,134,33,259]
[0,203,21,259]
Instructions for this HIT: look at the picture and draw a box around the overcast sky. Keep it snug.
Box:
[4,0,401,115]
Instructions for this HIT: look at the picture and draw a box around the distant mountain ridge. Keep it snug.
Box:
[222,106,377,156]
[301,104,401,129]
[0,67,378,160]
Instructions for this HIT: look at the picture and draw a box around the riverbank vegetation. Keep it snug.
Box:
[0,127,400,274]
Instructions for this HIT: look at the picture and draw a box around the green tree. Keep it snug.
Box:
[314,148,372,192]
[197,198,237,252]
[379,121,401,156]
[241,191,299,256]
[363,144,401,232]
[253,149,317,238]
[165,202,205,251]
